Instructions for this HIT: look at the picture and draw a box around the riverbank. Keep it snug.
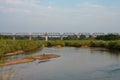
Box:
[4,50,24,56]
[0,40,120,57]
[0,40,120,56]
[46,40,120,51]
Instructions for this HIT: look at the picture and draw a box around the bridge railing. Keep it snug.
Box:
[0,32,13,36]
[15,32,29,36]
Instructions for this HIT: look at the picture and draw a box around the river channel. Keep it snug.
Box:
[1,47,120,80]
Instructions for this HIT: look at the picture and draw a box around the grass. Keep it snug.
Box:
[64,40,90,47]
[0,39,120,56]
[89,40,108,47]
[107,40,120,50]
[46,40,65,47]
[0,40,43,56]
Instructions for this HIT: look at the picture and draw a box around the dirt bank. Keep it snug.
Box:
[81,45,89,48]
[52,45,62,48]
[4,50,24,56]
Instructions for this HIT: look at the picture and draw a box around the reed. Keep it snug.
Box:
[0,40,43,56]
[0,40,120,56]
[46,40,65,47]
[64,40,90,47]
[107,40,120,50]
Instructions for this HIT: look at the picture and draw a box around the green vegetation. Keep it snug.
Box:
[46,40,65,47]
[95,34,120,40]
[0,39,120,56]
[0,39,120,63]
[0,35,13,39]
[0,40,43,56]
[64,40,90,47]
[63,35,78,40]
[89,40,108,47]
[64,40,120,50]
[79,35,87,40]
[107,41,120,50]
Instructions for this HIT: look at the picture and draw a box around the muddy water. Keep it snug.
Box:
[0,47,120,80]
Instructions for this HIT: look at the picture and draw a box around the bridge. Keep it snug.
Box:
[0,32,119,41]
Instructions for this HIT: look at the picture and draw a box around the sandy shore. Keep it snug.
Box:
[0,58,35,67]
[33,54,60,60]
[0,54,60,67]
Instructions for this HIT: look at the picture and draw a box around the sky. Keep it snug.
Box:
[0,0,120,33]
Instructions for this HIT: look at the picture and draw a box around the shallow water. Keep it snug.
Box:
[0,47,120,80]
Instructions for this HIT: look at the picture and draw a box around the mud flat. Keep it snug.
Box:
[0,58,35,67]
[33,54,60,60]
[0,54,60,67]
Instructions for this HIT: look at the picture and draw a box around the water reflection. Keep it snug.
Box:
[0,67,15,80]
[90,47,120,56]
[90,47,120,64]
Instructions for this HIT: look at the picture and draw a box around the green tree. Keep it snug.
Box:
[67,35,77,40]
[79,35,86,40]
[95,34,120,40]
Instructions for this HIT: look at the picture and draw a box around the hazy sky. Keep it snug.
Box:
[0,0,120,33]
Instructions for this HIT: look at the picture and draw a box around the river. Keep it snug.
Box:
[0,47,120,80]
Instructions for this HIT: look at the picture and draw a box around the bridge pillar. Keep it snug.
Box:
[60,35,63,40]
[77,35,80,39]
[29,35,32,40]
[45,35,48,41]
[45,33,48,41]
[13,35,16,40]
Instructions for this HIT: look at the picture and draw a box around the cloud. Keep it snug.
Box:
[5,0,25,5]
[0,0,40,6]
[0,0,41,14]
[0,0,24,5]
[47,6,53,9]
[74,2,120,17]
[0,6,32,14]
[0,1,120,33]
[0,1,119,18]
[77,2,105,9]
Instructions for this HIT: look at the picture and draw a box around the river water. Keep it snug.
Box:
[1,47,120,80]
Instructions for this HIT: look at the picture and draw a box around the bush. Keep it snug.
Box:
[0,40,43,55]
[89,40,108,47]
[46,40,65,47]
[65,40,90,47]
[95,34,120,40]
[107,41,120,50]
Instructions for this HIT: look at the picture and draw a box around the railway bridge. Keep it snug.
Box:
[0,32,119,41]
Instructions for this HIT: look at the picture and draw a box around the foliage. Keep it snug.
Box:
[0,35,13,39]
[107,41,120,50]
[95,34,120,40]
[0,40,43,56]
[46,40,65,47]
[64,40,90,47]
[64,35,78,40]
[89,40,108,47]
[79,35,86,40]
[0,39,120,57]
